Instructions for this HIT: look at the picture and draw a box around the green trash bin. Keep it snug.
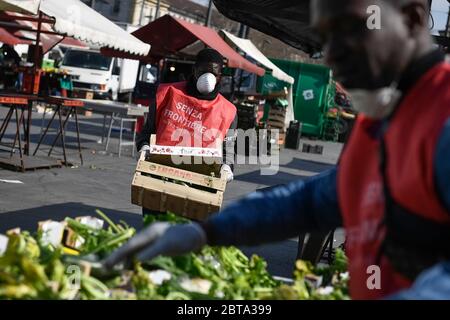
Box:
[292,63,335,137]
[257,60,336,138]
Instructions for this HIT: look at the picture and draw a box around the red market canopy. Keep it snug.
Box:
[0,26,31,45]
[101,15,265,76]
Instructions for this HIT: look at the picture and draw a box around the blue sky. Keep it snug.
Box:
[190,0,449,34]
[190,0,209,6]
[431,0,450,34]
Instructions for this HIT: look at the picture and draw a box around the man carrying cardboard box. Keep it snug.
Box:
[136,48,237,183]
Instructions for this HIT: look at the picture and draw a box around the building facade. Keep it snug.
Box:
[81,0,205,26]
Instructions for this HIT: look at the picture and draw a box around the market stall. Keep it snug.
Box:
[38,98,150,159]
[101,14,265,77]
[0,0,150,171]
[79,99,149,158]
[33,96,84,166]
[220,30,296,136]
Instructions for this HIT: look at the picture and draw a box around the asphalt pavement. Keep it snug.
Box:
[0,106,344,278]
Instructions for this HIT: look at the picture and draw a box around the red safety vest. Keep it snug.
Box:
[155,82,237,148]
[338,63,450,300]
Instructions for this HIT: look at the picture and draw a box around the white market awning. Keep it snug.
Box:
[0,0,39,14]
[3,12,88,53]
[0,0,150,56]
[221,30,296,127]
[221,29,295,85]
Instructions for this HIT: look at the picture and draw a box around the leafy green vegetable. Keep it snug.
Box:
[64,214,135,259]
[143,212,190,226]
[0,211,350,300]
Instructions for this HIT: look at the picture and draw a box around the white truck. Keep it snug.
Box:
[60,48,139,101]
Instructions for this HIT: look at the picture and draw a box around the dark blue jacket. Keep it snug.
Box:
[205,119,450,247]
[203,118,450,299]
[204,51,450,298]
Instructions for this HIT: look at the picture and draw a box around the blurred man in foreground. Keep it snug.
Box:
[107,0,450,299]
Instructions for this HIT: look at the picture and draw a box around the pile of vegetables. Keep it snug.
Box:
[0,211,350,300]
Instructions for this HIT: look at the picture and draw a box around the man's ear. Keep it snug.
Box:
[401,2,429,36]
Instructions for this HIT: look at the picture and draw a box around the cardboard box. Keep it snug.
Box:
[86,91,94,100]
[72,89,94,100]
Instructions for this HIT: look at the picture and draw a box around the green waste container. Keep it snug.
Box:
[257,60,336,137]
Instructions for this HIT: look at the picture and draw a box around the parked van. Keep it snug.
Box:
[60,48,139,101]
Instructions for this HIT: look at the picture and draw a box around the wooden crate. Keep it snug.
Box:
[278,132,287,146]
[268,109,287,119]
[267,107,287,131]
[267,119,285,129]
[132,151,227,221]
[268,130,286,147]
[71,89,94,99]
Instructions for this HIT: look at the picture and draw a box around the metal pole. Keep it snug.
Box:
[244,26,250,39]
[139,0,146,25]
[238,23,246,38]
[73,108,84,165]
[91,0,96,8]
[446,4,450,37]
[34,12,43,69]
[205,0,213,27]
[236,23,249,94]
[155,0,161,20]
[238,24,249,39]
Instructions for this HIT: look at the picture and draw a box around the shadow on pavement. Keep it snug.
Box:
[281,157,336,172]
[0,202,144,233]
[235,170,311,186]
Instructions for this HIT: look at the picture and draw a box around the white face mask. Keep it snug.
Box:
[196,73,217,94]
[348,85,401,120]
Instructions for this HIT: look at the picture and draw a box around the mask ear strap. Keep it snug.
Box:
[389,81,399,91]
[384,81,404,121]
[378,82,400,105]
